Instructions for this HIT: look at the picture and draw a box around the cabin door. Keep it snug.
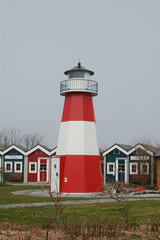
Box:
[118,160,125,182]
[38,158,49,182]
[116,158,127,183]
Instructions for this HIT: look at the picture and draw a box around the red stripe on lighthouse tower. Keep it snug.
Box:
[56,63,103,193]
[62,92,95,122]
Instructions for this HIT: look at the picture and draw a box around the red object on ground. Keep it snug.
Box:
[134,186,146,192]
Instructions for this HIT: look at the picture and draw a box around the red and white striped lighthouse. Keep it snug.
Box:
[51,63,103,193]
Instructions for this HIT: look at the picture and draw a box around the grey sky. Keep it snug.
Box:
[0,0,160,149]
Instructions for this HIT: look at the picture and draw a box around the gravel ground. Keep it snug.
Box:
[12,189,160,198]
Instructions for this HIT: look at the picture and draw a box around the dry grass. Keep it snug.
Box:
[0,221,160,240]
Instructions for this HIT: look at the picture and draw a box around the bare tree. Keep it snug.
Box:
[0,166,6,184]
[21,132,46,150]
[0,128,46,150]
[154,140,160,151]
[0,128,21,148]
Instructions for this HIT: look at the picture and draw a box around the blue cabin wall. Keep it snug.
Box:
[4,149,24,181]
[105,149,127,183]
[105,148,152,185]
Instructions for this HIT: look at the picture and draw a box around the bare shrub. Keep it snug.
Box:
[45,191,68,240]
[60,220,120,239]
[150,222,159,232]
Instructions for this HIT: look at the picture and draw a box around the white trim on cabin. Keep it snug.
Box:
[130,156,150,160]
[115,158,128,183]
[128,144,153,156]
[26,145,51,156]
[103,144,128,157]
[29,162,37,173]
[50,147,57,156]
[14,161,22,173]
[37,158,49,182]
[107,163,115,175]
[5,161,13,173]
[3,145,26,156]
[0,145,57,157]
[130,162,138,175]
[103,143,154,157]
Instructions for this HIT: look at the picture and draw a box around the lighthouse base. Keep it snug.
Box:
[55,155,103,193]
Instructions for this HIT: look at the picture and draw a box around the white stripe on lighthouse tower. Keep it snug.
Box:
[56,121,99,155]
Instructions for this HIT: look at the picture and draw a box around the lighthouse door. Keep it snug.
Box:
[51,157,60,193]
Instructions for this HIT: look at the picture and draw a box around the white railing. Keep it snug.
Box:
[60,79,98,95]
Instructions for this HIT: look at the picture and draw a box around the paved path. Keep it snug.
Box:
[0,189,159,209]
[0,198,160,209]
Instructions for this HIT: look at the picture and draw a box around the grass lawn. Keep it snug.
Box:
[0,185,160,229]
[0,184,89,204]
[0,200,160,227]
[0,184,51,204]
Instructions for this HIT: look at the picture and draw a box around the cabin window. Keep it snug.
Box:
[140,163,149,175]
[7,164,11,171]
[31,164,35,171]
[14,162,22,173]
[69,72,84,78]
[16,164,21,171]
[29,162,37,173]
[11,149,17,154]
[107,163,115,175]
[130,163,138,174]
[40,164,47,171]
[114,149,120,154]
[5,162,12,172]
[135,149,144,155]
[36,150,42,154]
[118,164,125,172]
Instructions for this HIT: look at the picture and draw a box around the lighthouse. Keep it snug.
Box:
[51,63,103,193]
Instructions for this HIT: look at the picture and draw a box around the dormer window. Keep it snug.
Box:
[69,71,84,78]
[114,149,120,154]
[11,149,17,154]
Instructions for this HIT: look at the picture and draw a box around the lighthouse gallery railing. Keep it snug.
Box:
[60,79,98,95]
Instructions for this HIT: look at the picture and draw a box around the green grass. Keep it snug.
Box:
[0,184,94,204]
[0,200,160,227]
[0,184,51,204]
[0,185,160,229]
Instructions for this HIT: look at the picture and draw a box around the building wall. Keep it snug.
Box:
[28,150,50,182]
[4,149,24,181]
[105,150,127,183]
[105,149,152,185]
[0,155,2,182]
[23,156,28,183]
[157,157,160,189]
[128,153,151,185]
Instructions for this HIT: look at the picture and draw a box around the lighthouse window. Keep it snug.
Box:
[69,72,84,78]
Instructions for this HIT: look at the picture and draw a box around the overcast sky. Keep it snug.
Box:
[0,0,160,149]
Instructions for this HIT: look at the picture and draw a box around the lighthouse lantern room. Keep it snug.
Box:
[51,63,103,193]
